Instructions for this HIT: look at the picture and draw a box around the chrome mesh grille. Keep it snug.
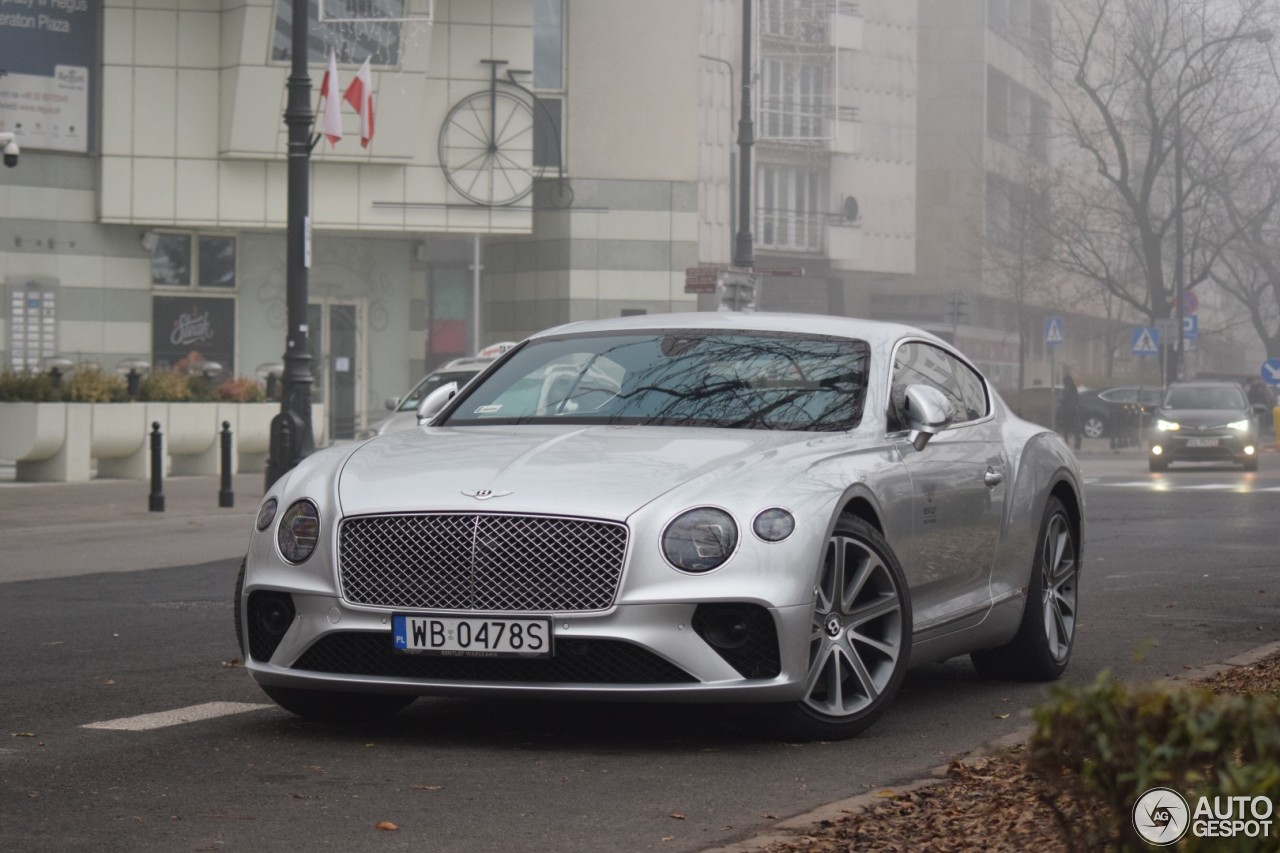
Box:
[339,513,628,612]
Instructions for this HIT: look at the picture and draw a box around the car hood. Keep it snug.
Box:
[1158,408,1251,427]
[337,425,819,520]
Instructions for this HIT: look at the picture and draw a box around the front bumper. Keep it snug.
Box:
[1150,430,1257,462]
[242,592,815,704]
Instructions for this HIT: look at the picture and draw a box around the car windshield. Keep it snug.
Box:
[1163,386,1246,410]
[442,330,871,431]
[397,370,482,411]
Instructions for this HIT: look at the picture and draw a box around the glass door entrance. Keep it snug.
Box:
[307,300,364,441]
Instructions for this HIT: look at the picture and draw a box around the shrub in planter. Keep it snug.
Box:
[62,367,129,403]
[1028,671,1280,852]
[213,376,267,403]
[139,369,196,402]
[0,371,59,401]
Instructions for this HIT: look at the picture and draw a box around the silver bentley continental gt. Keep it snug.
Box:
[236,313,1083,740]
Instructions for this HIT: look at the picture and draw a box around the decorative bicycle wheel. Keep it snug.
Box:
[438,88,544,207]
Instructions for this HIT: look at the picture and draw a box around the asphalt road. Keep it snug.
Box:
[2,456,1278,851]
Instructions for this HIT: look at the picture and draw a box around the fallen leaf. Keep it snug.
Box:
[661,836,674,842]
[305,765,325,774]
[221,659,243,668]
[102,679,115,685]
[994,713,1010,720]
[410,785,444,791]
[364,743,376,748]
[11,732,35,738]
[874,789,896,798]
[41,641,64,646]
[375,821,399,831]
[670,812,685,820]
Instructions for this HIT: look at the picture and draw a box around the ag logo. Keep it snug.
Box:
[1133,787,1190,846]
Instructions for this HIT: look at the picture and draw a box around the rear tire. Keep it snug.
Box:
[768,515,911,741]
[1082,415,1105,440]
[261,685,416,721]
[971,496,1078,682]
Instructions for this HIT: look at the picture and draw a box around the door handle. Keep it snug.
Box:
[984,467,1003,488]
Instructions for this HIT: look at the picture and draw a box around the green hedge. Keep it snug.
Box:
[1029,672,1280,852]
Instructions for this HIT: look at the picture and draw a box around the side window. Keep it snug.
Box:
[887,342,966,431]
[947,354,988,422]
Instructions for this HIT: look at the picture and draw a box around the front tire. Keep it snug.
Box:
[1082,415,1106,440]
[971,496,1078,681]
[1243,455,1259,472]
[770,515,911,741]
[1148,455,1168,472]
[261,686,416,722]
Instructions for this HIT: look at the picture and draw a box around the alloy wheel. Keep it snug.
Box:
[1040,511,1078,663]
[802,533,905,718]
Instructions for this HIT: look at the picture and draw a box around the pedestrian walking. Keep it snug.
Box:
[1060,366,1081,450]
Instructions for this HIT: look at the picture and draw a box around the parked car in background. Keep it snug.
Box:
[1008,384,1090,432]
[366,347,514,437]
[237,313,1084,741]
[1149,380,1260,472]
[1078,386,1163,441]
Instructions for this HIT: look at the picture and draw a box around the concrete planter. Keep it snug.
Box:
[0,402,327,482]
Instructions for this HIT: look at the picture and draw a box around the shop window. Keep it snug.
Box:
[150,234,237,290]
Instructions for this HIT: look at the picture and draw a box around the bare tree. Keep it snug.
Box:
[1210,158,1280,359]
[1047,0,1280,381]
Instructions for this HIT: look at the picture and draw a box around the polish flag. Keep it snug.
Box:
[343,57,375,148]
[319,48,343,146]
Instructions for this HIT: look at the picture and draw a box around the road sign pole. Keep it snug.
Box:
[1049,346,1056,435]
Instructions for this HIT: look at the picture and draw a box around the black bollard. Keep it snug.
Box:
[148,422,165,512]
[219,421,235,508]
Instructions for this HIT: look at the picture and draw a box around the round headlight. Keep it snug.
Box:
[662,507,738,573]
[255,498,278,531]
[277,500,320,563]
[752,507,796,542]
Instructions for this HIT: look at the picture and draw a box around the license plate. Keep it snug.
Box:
[392,615,552,658]
[1186,437,1219,448]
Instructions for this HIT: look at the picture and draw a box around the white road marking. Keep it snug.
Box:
[1090,480,1280,492]
[82,701,272,731]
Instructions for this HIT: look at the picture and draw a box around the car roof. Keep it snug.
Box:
[530,311,945,347]
[1167,380,1243,388]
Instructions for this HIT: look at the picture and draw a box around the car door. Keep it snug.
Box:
[888,341,1006,630]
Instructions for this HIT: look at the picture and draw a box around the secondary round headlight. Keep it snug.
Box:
[277,500,320,563]
[662,507,738,573]
[255,498,278,531]
[752,507,796,542]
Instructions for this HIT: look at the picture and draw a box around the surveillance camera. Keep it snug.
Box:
[0,133,17,168]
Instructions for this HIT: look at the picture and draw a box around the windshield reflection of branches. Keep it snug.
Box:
[606,334,868,431]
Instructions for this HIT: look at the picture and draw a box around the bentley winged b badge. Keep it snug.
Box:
[461,488,513,501]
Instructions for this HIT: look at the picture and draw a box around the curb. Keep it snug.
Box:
[699,638,1280,853]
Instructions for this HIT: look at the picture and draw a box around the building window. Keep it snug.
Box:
[533,0,563,90]
[760,59,827,140]
[761,0,828,42]
[987,66,1049,161]
[271,0,404,66]
[533,0,565,170]
[987,67,1008,140]
[758,165,823,252]
[151,234,237,290]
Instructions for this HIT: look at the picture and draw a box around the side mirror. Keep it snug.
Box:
[416,382,458,425]
[384,396,399,411]
[904,384,955,451]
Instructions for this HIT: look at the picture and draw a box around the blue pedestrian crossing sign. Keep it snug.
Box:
[1131,326,1160,356]
[1045,316,1064,346]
